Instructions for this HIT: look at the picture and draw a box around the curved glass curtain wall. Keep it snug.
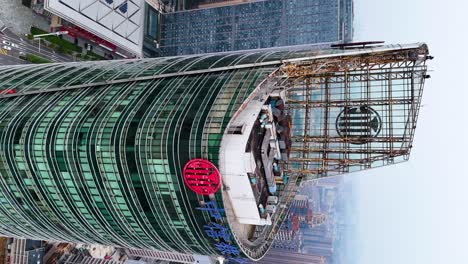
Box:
[0,51,292,255]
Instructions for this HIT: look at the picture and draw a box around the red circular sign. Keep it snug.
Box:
[183,159,221,195]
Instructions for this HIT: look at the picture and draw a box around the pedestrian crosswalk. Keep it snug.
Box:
[0,48,8,56]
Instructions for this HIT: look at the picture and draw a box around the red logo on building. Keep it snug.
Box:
[183,159,221,195]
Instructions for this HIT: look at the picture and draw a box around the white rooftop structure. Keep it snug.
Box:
[45,0,145,57]
[219,92,269,226]
[219,75,283,226]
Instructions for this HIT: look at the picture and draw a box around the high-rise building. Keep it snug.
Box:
[0,43,430,262]
[1,238,44,264]
[146,0,179,12]
[302,227,334,257]
[157,0,354,56]
[304,225,330,241]
[271,230,301,252]
[309,213,326,229]
[257,250,325,264]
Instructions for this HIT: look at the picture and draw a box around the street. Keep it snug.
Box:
[0,46,26,65]
[0,29,75,65]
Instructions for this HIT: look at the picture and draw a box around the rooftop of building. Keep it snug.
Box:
[214,42,429,260]
[44,0,145,57]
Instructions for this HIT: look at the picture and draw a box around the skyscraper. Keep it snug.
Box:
[0,43,430,262]
[157,0,354,56]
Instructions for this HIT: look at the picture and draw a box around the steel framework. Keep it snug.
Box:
[280,45,429,179]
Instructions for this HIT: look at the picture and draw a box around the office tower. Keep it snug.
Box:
[0,43,430,262]
[158,0,353,56]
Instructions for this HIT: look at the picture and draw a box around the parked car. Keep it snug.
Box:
[2,40,11,46]
[10,43,19,48]
[2,45,11,51]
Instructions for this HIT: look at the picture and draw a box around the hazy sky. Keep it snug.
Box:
[348,0,468,264]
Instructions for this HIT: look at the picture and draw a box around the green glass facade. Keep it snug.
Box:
[0,50,317,255]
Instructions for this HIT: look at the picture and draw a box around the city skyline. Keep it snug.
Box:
[259,176,359,264]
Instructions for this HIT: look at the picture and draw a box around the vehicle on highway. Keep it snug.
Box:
[2,40,11,46]
[2,45,11,51]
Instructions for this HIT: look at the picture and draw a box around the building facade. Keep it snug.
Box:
[44,0,146,57]
[0,43,429,262]
[158,0,353,56]
[127,249,213,264]
[38,1,352,58]
[257,250,325,264]
[0,238,44,264]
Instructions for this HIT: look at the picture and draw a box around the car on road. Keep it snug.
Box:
[2,40,11,46]
[10,43,19,48]
[2,45,11,51]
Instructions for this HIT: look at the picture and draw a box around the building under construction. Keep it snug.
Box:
[0,43,430,262]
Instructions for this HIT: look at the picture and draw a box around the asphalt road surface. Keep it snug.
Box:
[0,48,26,65]
[0,30,75,65]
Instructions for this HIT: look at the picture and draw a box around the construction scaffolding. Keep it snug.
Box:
[280,45,430,179]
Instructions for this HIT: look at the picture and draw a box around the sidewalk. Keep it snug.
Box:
[0,0,49,35]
